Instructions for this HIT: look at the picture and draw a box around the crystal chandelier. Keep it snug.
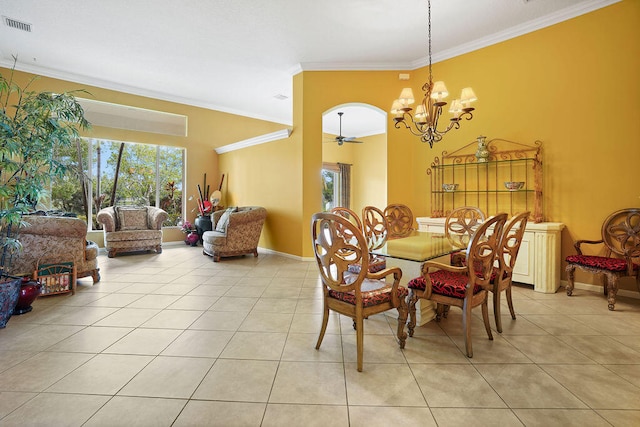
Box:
[391,0,477,148]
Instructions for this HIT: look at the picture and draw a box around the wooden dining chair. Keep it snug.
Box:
[445,206,486,267]
[566,208,640,310]
[311,212,408,372]
[330,206,363,243]
[384,203,415,239]
[492,211,529,333]
[357,205,389,273]
[407,213,508,357]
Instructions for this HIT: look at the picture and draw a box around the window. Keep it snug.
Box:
[322,162,351,211]
[47,138,185,229]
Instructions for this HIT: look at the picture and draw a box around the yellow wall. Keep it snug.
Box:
[322,132,387,216]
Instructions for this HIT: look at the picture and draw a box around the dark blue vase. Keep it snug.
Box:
[0,278,22,328]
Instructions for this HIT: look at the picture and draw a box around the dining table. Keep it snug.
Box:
[371,230,458,326]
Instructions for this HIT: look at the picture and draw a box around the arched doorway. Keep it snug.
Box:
[321,103,387,215]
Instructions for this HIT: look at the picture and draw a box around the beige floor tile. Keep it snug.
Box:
[0,351,93,392]
[188,310,248,331]
[193,359,278,401]
[119,282,167,293]
[0,351,37,373]
[186,284,231,297]
[0,391,37,419]
[84,396,187,427]
[151,283,201,295]
[262,403,349,427]
[294,298,324,314]
[611,335,640,353]
[476,364,586,408]
[412,364,506,408]
[345,363,426,406]
[47,354,153,394]
[48,326,133,353]
[104,328,182,355]
[219,331,287,360]
[239,312,293,332]
[290,312,341,334]
[448,334,532,363]
[520,314,601,335]
[87,293,144,307]
[140,309,203,329]
[173,400,266,427]
[223,285,266,298]
[342,334,407,365]
[251,298,298,313]
[209,296,258,312]
[161,329,234,358]
[0,324,85,352]
[269,361,346,404]
[558,335,640,364]
[513,409,612,427]
[282,332,342,362]
[260,286,302,299]
[430,408,523,427]
[503,335,596,364]
[597,410,640,427]
[339,313,395,336]
[605,364,640,388]
[349,406,437,427]
[570,314,640,336]
[93,308,162,327]
[403,336,469,364]
[0,393,110,426]
[541,364,640,409]
[166,295,219,310]
[126,294,182,309]
[118,355,214,398]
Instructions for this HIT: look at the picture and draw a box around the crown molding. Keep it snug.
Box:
[215,128,293,154]
[0,58,292,127]
[297,0,620,72]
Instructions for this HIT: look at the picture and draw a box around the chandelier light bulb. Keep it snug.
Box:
[430,81,448,101]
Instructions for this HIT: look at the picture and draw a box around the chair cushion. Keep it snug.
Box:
[347,256,386,274]
[328,280,408,308]
[215,207,237,232]
[408,270,482,299]
[115,206,148,231]
[566,254,639,272]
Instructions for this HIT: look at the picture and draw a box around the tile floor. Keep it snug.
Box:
[1,245,640,426]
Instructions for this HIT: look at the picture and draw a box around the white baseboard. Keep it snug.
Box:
[560,280,640,300]
[257,247,314,262]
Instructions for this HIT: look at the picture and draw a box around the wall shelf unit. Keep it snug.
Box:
[428,136,543,222]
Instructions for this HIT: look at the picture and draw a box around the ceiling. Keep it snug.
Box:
[0,0,617,139]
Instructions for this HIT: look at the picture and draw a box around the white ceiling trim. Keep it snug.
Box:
[298,0,620,72]
[215,128,293,155]
[0,56,293,127]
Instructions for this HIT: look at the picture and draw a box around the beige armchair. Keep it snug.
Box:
[97,206,168,258]
[8,215,100,283]
[202,206,267,262]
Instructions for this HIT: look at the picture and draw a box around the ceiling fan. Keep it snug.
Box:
[325,112,363,146]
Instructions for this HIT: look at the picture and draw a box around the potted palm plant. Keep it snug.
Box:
[0,61,89,327]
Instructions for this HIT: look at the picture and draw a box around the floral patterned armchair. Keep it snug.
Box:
[202,206,267,262]
[97,206,168,258]
[8,215,100,283]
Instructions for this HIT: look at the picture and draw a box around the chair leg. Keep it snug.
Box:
[566,265,576,296]
[315,301,330,350]
[356,316,364,372]
[396,297,408,349]
[493,290,503,333]
[462,299,473,358]
[407,290,418,337]
[506,285,516,320]
[481,299,493,342]
[604,273,619,311]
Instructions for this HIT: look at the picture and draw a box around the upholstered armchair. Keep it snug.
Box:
[8,215,100,284]
[202,206,267,262]
[97,206,168,258]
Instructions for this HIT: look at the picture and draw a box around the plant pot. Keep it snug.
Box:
[0,277,22,328]
[194,215,212,244]
[185,231,199,246]
[13,278,41,315]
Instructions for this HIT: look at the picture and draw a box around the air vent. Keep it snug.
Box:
[273,94,288,101]
[3,16,32,32]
